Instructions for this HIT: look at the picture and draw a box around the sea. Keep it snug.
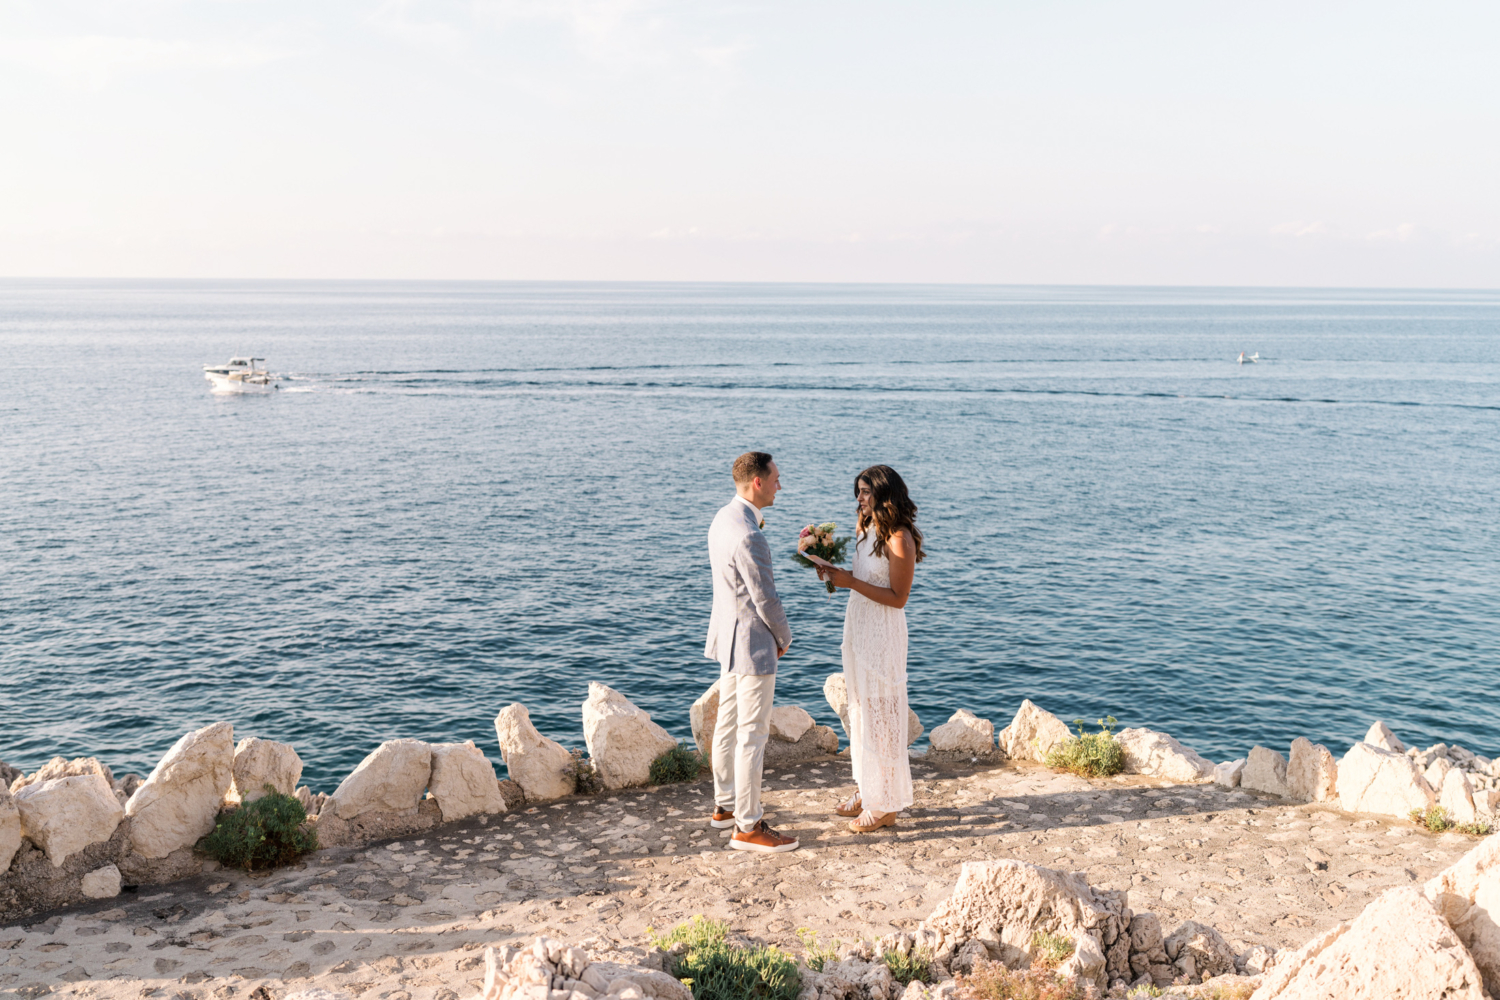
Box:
[3,280,1498,791]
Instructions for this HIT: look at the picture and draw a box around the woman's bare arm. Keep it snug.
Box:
[819,530,916,608]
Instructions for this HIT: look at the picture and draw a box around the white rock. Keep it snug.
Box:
[1056,933,1106,987]
[1164,920,1236,982]
[228,737,303,805]
[80,863,123,899]
[327,738,432,820]
[1439,768,1478,827]
[1336,742,1436,819]
[1242,746,1290,797]
[929,710,996,755]
[1239,945,1278,976]
[824,674,922,746]
[581,682,678,791]
[125,721,235,859]
[0,785,19,871]
[769,705,815,743]
[1425,757,1454,791]
[427,741,506,821]
[14,773,124,867]
[1424,833,1500,997]
[995,699,1073,763]
[10,756,113,792]
[495,703,574,803]
[689,680,721,758]
[1286,738,1338,803]
[283,990,354,1000]
[1250,885,1485,999]
[1116,728,1214,782]
[1214,759,1246,788]
[1363,720,1406,754]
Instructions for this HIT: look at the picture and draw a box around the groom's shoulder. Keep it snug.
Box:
[710,499,754,534]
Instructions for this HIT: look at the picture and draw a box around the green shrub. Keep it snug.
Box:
[1028,932,1074,970]
[198,786,317,870]
[650,742,707,785]
[568,748,604,796]
[653,916,800,1000]
[1043,716,1125,778]
[1410,805,1493,836]
[881,946,935,986]
[795,928,839,972]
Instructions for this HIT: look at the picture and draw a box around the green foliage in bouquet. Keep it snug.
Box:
[794,522,852,594]
[650,742,707,785]
[198,786,318,870]
[1043,717,1125,778]
[653,916,800,1000]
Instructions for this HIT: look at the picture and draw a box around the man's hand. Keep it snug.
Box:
[777,644,788,658]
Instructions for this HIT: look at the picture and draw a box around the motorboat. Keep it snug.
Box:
[1237,351,1260,365]
[204,356,278,393]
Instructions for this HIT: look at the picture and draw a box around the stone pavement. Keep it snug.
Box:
[0,754,1481,1000]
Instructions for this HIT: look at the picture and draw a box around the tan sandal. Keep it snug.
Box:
[834,794,862,818]
[848,810,897,833]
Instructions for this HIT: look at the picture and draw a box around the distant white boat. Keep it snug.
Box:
[204,356,278,393]
[1237,351,1260,365]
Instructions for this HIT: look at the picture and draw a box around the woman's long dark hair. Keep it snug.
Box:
[854,465,925,563]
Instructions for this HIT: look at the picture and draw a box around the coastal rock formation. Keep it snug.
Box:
[1214,759,1245,788]
[1164,919,1237,982]
[823,674,923,746]
[327,738,433,819]
[996,699,1071,763]
[1127,912,1172,985]
[495,703,574,803]
[1242,746,1291,798]
[1250,885,1486,999]
[928,710,996,755]
[582,682,677,790]
[1363,719,1407,754]
[228,737,303,804]
[1423,833,1500,996]
[1115,728,1214,782]
[9,755,114,793]
[1439,769,1479,826]
[764,725,840,768]
[0,759,21,790]
[1286,738,1338,803]
[689,680,721,757]
[79,862,122,899]
[0,785,20,871]
[1336,741,1436,818]
[125,721,235,858]
[13,773,124,867]
[427,741,507,821]
[770,705,816,742]
[477,935,691,1000]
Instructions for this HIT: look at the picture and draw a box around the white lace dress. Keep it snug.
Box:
[841,531,914,814]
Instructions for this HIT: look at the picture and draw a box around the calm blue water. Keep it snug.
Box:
[3,280,1499,791]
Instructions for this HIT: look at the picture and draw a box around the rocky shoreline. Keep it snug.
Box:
[2,680,1497,998]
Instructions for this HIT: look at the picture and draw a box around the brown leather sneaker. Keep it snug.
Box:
[710,808,736,829]
[730,821,799,854]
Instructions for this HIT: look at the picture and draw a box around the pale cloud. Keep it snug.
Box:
[1271,220,1330,238]
[0,35,296,89]
[1365,223,1417,242]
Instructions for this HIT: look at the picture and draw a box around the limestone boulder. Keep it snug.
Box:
[1128,912,1171,985]
[996,699,1072,763]
[1363,720,1407,754]
[228,737,303,805]
[125,721,235,859]
[1336,741,1436,819]
[1056,932,1106,987]
[763,724,840,767]
[769,705,815,742]
[689,680,721,757]
[1439,768,1479,826]
[1214,759,1246,788]
[1116,728,1214,782]
[1285,738,1338,803]
[582,682,677,791]
[1242,746,1290,797]
[494,703,574,803]
[1251,885,1485,999]
[427,741,506,821]
[10,756,114,793]
[0,785,22,871]
[80,863,123,899]
[0,759,21,791]
[1424,828,1500,996]
[919,859,1130,989]
[1164,920,1236,982]
[929,710,996,755]
[14,773,124,867]
[327,738,433,820]
[823,673,922,746]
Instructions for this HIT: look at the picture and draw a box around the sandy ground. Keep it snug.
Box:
[0,754,1482,1000]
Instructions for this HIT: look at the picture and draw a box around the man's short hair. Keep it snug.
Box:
[732,451,774,484]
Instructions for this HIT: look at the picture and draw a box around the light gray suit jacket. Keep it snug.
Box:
[705,497,792,676]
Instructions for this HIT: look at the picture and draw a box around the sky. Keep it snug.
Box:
[2,1,1498,285]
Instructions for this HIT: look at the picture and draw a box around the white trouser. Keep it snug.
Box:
[711,670,777,831]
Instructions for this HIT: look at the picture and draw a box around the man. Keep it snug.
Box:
[704,451,799,853]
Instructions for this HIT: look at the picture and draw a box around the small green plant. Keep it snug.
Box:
[1196,982,1256,1000]
[1126,985,1164,999]
[198,786,317,870]
[1043,716,1125,778]
[881,946,935,986]
[957,957,1090,1000]
[653,916,800,1000]
[568,748,604,795]
[795,928,839,973]
[1028,932,1075,970]
[1412,805,1493,836]
[650,742,707,785]
[651,915,732,951]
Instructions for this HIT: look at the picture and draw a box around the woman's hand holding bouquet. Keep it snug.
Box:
[794,522,851,593]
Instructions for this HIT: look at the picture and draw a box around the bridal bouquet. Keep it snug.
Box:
[794,522,851,593]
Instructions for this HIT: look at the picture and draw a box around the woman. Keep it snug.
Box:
[817,464,925,833]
